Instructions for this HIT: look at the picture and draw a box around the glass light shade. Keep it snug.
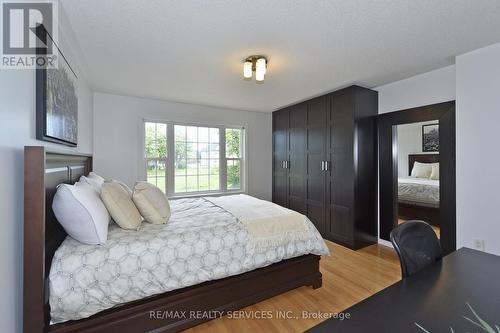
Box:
[243,61,253,78]
[255,58,266,81]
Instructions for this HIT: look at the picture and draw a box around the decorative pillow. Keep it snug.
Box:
[132,181,171,224]
[101,182,143,230]
[52,183,110,245]
[110,179,133,197]
[430,163,440,180]
[410,162,433,178]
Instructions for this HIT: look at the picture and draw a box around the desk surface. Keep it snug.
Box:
[307,248,500,333]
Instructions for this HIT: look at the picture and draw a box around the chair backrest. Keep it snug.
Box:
[390,220,443,278]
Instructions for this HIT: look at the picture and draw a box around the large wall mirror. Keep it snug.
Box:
[378,101,456,254]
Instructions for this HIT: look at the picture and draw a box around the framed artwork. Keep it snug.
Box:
[36,40,78,146]
[422,123,439,152]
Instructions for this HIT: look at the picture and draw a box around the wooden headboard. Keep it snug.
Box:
[24,146,92,332]
[408,153,439,176]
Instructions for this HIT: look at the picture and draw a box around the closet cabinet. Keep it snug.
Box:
[272,85,378,250]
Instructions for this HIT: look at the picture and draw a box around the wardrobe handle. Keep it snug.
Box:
[321,161,325,171]
[286,161,290,169]
[282,161,286,169]
[325,161,329,171]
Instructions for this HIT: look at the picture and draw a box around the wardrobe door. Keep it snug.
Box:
[326,89,355,243]
[272,108,289,207]
[288,104,307,214]
[305,97,327,235]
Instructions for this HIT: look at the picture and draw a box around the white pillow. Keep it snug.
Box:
[430,163,440,180]
[52,183,110,245]
[88,172,105,186]
[132,181,171,224]
[101,181,143,230]
[410,162,433,178]
[79,175,102,193]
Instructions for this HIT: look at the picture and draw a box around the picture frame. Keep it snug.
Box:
[36,29,78,147]
[422,123,439,152]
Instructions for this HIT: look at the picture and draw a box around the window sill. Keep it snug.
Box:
[169,190,246,200]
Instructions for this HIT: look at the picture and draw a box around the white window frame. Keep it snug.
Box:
[142,119,246,198]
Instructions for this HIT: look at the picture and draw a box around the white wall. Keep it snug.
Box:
[93,93,272,200]
[456,42,500,255]
[0,5,93,332]
[377,65,456,114]
[396,121,438,177]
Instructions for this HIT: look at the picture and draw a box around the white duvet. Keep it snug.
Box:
[398,176,440,207]
[49,195,329,323]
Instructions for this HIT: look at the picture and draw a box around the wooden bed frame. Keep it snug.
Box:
[398,154,440,226]
[24,146,322,333]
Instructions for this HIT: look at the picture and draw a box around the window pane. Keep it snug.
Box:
[187,142,197,158]
[147,159,157,177]
[210,159,219,175]
[145,123,157,158]
[175,176,186,193]
[175,125,186,141]
[209,143,219,158]
[198,127,209,143]
[187,126,197,142]
[146,159,166,192]
[145,122,167,158]
[198,143,209,159]
[199,159,209,174]
[186,176,198,192]
[186,159,197,175]
[210,174,220,191]
[199,175,209,191]
[210,128,219,143]
[175,159,186,176]
[227,159,241,189]
[155,177,166,193]
[226,128,241,158]
[173,124,221,194]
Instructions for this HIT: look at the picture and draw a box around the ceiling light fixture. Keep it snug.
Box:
[243,55,267,82]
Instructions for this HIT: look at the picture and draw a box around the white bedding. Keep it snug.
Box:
[49,195,329,323]
[398,176,439,207]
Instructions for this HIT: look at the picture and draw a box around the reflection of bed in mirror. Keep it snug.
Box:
[398,154,440,226]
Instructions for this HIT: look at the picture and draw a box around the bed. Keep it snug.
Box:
[397,154,440,226]
[24,146,327,333]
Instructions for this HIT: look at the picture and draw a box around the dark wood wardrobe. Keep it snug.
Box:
[272,85,378,250]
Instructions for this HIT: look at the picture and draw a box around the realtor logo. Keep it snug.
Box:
[1,0,58,69]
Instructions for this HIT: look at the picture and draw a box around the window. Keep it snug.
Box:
[225,128,242,190]
[144,122,167,191]
[143,121,244,196]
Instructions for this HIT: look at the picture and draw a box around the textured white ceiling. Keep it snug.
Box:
[61,0,500,112]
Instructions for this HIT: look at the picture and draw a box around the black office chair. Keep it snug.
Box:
[390,220,442,278]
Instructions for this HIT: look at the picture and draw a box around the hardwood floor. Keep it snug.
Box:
[183,241,401,333]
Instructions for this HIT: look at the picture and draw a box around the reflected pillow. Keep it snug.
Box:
[410,162,433,178]
[132,182,171,224]
[430,164,439,180]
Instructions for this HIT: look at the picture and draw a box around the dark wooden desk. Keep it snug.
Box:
[307,248,500,333]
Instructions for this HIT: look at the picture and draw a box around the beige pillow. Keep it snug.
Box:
[410,162,432,178]
[430,164,440,180]
[110,179,133,196]
[132,182,171,224]
[101,182,142,230]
